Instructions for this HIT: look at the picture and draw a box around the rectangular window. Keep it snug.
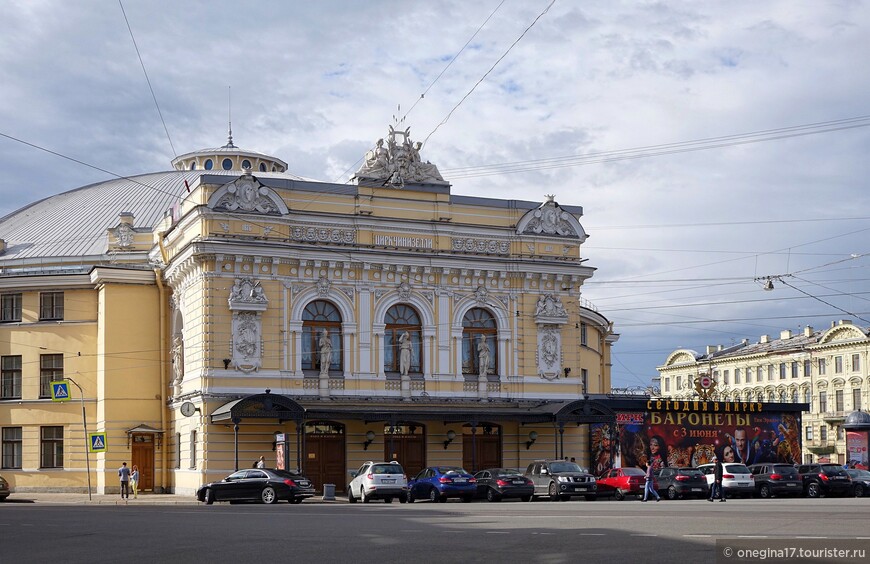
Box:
[768,365,774,381]
[39,354,63,399]
[1,427,22,469]
[819,391,828,413]
[835,389,844,412]
[804,360,811,377]
[804,389,811,405]
[40,426,63,468]
[580,323,587,346]
[39,292,64,321]
[818,358,826,375]
[834,356,843,374]
[676,376,682,390]
[0,293,22,322]
[175,432,181,469]
[779,363,786,379]
[791,363,799,378]
[734,368,741,384]
[820,425,828,441]
[806,426,813,440]
[580,368,588,393]
[838,426,845,441]
[851,354,860,372]
[189,430,197,469]
[664,378,670,393]
[854,388,862,411]
[1,355,22,399]
[722,370,729,385]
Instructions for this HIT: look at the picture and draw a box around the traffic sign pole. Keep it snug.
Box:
[66,377,92,501]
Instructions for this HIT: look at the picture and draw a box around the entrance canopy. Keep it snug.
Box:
[210,390,305,424]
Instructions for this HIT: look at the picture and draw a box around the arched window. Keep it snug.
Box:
[462,308,497,377]
[302,301,342,373]
[384,304,421,374]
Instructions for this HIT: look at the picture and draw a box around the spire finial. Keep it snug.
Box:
[225,86,235,148]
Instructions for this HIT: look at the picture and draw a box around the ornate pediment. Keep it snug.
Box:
[229,277,268,311]
[208,172,288,215]
[517,196,587,241]
[534,293,568,324]
[354,123,448,187]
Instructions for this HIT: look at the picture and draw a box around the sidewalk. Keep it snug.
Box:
[5,492,346,505]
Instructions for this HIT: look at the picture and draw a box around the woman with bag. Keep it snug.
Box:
[130,465,140,499]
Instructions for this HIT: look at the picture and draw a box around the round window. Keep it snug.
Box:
[189,162,196,170]
[222,158,233,170]
[204,159,213,170]
[242,159,251,169]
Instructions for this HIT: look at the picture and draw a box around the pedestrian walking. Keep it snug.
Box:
[708,456,726,502]
[130,465,140,499]
[118,462,131,499]
[642,463,660,502]
[256,455,266,469]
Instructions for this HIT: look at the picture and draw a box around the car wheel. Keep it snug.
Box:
[261,487,277,504]
[521,495,532,502]
[759,485,770,499]
[461,495,473,503]
[855,485,864,497]
[362,488,370,504]
[806,482,821,498]
[384,497,393,504]
[399,494,407,503]
[347,486,357,503]
[205,488,215,505]
[486,488,501,502]
[406,490,415,503]
[548,482,559,501]
[615,489,625,501]
[429,488,440,503]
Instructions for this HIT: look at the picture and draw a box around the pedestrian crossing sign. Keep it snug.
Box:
[51,380,71,402]
[88,433,108,453]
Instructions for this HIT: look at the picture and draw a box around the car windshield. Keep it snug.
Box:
[622,468,645,476]
[821,465,848,476]
[495,469,523,477]
[848,469,870,479]
[438,467,469,475]
[724,464,751,474]
[371,464,404,474]
[549,462,585,473]
[678,468,703,477]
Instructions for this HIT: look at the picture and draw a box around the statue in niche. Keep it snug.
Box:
[399,331,412,376]
[477,335,491,378]
[170,335,184,382]
[319,329,333,376]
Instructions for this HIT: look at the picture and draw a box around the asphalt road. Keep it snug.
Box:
[1,497,868,564]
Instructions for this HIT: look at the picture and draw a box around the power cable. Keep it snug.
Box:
[118,0,176,158]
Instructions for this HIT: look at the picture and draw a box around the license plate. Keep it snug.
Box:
[787,483,798,487]
[575,486,587,491]
[299,482,310,487]
[691,488,701,492]
[453,478,466,483]
[512,480,526,485]
[382,479,396,484]
[738,482,749,486]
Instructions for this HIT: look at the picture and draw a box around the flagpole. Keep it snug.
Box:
[66,377,92,501]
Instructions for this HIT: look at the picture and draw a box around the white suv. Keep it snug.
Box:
[347,461,409,503]
[697,463,755,498]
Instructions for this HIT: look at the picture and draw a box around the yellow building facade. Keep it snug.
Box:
[0,127,618,494]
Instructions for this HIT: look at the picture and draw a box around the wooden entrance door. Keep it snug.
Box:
[462,425,501,473]
[384,424,425,478]
[131,434,155,491]
[303,422,346,493]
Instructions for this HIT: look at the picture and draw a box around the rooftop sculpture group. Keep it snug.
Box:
[355,125,446,186]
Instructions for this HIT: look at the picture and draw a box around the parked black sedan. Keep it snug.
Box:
[196,468,315,505]
[654,467,709,500]
[847,469,870,497]
[474,468,534,502]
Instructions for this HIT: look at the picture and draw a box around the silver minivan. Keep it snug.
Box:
[697,463,755,498]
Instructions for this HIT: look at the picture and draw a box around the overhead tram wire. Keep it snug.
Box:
[119,0,176,158]
[440,115,870,179]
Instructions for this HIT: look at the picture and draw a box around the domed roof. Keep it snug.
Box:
[170,130,288,173]
[844,410,870,429]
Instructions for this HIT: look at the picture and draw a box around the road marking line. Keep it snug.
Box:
[632,534,658,537]
[579,533,605,536]
[737,536,768,538]
[683,535,711,538]
[486,531,510,534]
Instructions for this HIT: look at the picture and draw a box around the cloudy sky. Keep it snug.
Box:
[1,1,868,389]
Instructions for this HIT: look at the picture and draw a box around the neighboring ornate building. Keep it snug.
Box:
[657,320,870,465]
[0,125,618,495]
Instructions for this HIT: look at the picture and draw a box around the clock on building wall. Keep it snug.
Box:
[180,401,198,417]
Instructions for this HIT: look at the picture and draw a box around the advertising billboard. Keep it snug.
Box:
[591,400,802,474]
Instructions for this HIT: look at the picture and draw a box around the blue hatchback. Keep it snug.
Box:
[407,466,477,503]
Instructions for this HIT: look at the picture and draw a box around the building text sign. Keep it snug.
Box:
[374,234,433,249]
